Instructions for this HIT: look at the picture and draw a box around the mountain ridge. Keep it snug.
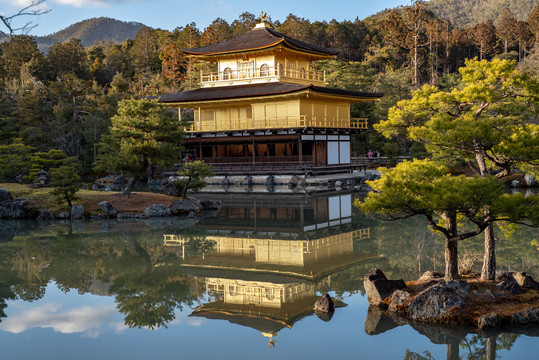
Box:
[29,17,146,52]
[426,0,536,28]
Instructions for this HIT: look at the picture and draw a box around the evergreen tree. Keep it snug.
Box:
[50,164,80,209]
[376,58,539,280]
[497,8,517,53]
[96,99,185,196]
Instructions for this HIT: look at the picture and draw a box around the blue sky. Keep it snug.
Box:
[1,0,413,36]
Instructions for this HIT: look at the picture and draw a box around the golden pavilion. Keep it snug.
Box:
[159,16,382,174]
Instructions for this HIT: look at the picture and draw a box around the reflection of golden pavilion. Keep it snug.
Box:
[164,228,371,279]
[190,275,328,347]
[167,228,372,344]
[164,192,375,278]
[165,191,377,346]
[205,277,315,308]
[197,192,357,235]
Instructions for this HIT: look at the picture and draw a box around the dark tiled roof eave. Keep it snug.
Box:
[183,27,339,57]
[159,83,308,103]
[158,83,383,104]
[310,85,384,99]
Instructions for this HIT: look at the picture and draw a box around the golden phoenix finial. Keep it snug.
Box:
[260,12,268,21]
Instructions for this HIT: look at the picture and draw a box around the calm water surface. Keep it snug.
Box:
[0,191,538,359]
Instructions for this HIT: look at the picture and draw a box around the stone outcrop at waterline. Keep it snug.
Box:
[0,189,37,219]
[364,268,539,330]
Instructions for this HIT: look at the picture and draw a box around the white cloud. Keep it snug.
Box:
[0,0,51,13]
[0,303,119,336]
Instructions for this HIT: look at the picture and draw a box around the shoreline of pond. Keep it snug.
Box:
[365,268,539,332]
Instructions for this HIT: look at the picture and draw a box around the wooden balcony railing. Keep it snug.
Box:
[200,66,325,84]
[185,116,367,132]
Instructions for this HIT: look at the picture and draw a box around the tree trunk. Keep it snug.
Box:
[122,175,140,196]
[181,176,192,198]
[414,35,418,85]
[445,237,458,281]
[443,210,459,281]
[480,41,484,60]
[447,341,460,360]
[486,337,497,360]
[475,148,496,281]
[481,223,496,280]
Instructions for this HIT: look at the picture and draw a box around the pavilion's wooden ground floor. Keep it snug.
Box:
[183,129,357,172]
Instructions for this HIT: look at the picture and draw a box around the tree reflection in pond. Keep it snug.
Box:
[0,223,212,329]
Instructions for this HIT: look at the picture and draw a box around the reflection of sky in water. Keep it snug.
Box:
[0,282,537,359]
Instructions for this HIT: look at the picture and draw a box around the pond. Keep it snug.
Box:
[0,190,538,359]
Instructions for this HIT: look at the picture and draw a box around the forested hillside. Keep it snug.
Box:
[32,17,146,52]
[427,0,536,28]
[0,0,538,179]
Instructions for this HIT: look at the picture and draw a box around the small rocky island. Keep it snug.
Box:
[364,268,539,330]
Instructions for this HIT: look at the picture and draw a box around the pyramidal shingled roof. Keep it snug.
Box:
[183,25,340,57]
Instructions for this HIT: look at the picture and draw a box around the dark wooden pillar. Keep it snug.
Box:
[298,138,303,163]
[252,136,256,166]
[313,139,317,165]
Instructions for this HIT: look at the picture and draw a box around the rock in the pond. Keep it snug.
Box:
[314,310,334,322]
[200,200,222,211]
[406,281,469,322]
[39,209,54,221]
[524,174,535,187]
[388,290,411,312]
[313,293,335,313]
[288,175,300,189]
[71,205,84,219]
[418,271,444,282]
[71,219,84,231]
[478,313,501,329]
[143,204,171,217]
[0,189,35,219]
[220,176,230,191]
[98,201,117,217]
[187,211,202,218]
[509,308,539,325]
[266,175,275,192]
[364,307,401,335]
[169,198,203,215]
[56,212,70,220]
[364,268,406,307]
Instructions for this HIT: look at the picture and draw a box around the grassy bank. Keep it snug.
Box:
[0,183,179,214]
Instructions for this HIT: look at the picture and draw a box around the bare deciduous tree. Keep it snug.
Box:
[0,0,50,37]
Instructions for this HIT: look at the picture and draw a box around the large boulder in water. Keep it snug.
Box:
[364,268,406,307]
[143,204,171,217]
[200,200,222,211]
[313,293,335,313]
[169,198,203,215]
[98,201,117,217]
[406,281,469,322]
[0,189,36,219]
[71,205,84,219]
